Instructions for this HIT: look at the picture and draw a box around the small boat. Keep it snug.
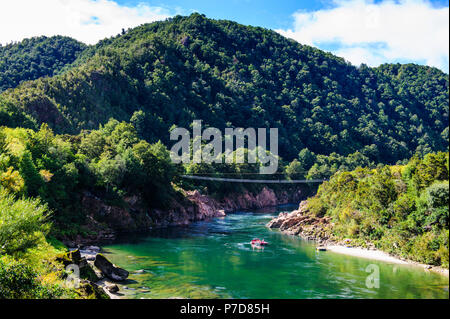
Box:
[251,238,269,246]
[316,246,327,251]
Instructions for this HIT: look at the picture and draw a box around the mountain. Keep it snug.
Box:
[0,14,448,298]
[0,13,448,164]
[0,36,87,92]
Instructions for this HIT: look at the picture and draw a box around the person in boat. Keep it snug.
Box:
[251,238,269,246]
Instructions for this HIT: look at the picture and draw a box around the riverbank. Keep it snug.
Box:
[62,186,309,247]
[325,245,449,277]
[102,208,449,299]
[267,201,449,278]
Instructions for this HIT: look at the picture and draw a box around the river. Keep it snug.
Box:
[103,205,449,299]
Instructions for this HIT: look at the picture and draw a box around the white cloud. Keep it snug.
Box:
[0,0,176,45]
[277,0,449,72]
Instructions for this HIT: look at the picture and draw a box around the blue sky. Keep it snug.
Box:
[115,0,448,30]
[1,0,448,72]
[115,0,328,30]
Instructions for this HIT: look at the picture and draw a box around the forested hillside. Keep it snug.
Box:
[0,13,449,299]
[1,14,448,166]
[0,36,87,92]
[305,152,449,267]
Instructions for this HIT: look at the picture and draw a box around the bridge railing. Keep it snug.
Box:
[181,175,327,184]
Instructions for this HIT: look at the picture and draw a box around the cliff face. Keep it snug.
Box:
[267,200,334,245]
[218,187,302,211]
[68,187,304,246]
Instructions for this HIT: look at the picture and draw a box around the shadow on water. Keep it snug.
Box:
[104,205,449,299]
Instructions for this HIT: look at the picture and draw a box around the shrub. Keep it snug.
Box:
[426,181,449,209]
[0,256,70,299]
[0,188,50,255]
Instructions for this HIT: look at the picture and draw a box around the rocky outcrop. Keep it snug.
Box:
[267,200,334,245]
[94,254,129,281]
[77,280,110,299]
[81,192,152,232]
[219,187,303,211]
[55,249,109,298]
[66,185,308,246]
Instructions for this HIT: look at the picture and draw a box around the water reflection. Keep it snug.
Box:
[104,206,449,299]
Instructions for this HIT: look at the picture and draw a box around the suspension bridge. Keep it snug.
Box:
[181,175,327,184]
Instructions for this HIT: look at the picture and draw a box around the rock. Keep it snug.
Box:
[74,186,304,244]
[94,254,129,281]
[56,249,103,282]
[85,255,96,261]
[83,246,101,252]
[80,262,102,282]
[56,249,82,266]
[216,209,226,217]
[266,212,289,228]
[77,280,110,299]
[139,286,151,293]
[266,200,332,243]
[63,240,77,249]
[106,284,120,293]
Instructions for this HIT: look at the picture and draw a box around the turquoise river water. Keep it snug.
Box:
[103,205,449,299]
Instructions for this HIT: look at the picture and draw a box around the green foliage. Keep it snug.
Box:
[0,189,50,255]
[298,148,316,171]
[0,36,86,92]
[307,152,449,267]
[0,118,179,236]
[286,159,305,180]
[427,181,449,209]
[0,14,448,293]
[19,150,44,197]
[0,96,38,129]
[0,256,40,298]
[1,14,447,164]
[0,255,73,299]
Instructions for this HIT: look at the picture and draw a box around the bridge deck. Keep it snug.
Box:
[181,175,326,184]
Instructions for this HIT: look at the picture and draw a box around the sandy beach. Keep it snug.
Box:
[326,245,449,277]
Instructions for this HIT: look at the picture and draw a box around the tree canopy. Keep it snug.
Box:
[1,14,447,165]
[0,36,86,92]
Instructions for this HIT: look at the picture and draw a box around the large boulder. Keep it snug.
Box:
[56,249,82,266]
[56,249,101,282]
[94,254,129,281]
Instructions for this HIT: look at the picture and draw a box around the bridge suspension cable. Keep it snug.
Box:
[181,175,327,184]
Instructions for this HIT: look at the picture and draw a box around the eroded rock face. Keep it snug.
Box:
[267,200,333,244]
[72,186,308,246]
[186,190,226,220]
[82,192,150,232]
[94,254,129,282]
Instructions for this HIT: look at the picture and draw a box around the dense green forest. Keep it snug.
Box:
[307,152,449,267]
[1,14,448,166]
[0,14,449,298]
[0,36,87,92]
[0,121,282,298]
[0,122,178,298]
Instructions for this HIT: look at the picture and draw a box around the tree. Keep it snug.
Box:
[286,159,305,180]
[298,148,316,171]
[0,167,24,193]
[19,151,44,197]
[0,189,50,255]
